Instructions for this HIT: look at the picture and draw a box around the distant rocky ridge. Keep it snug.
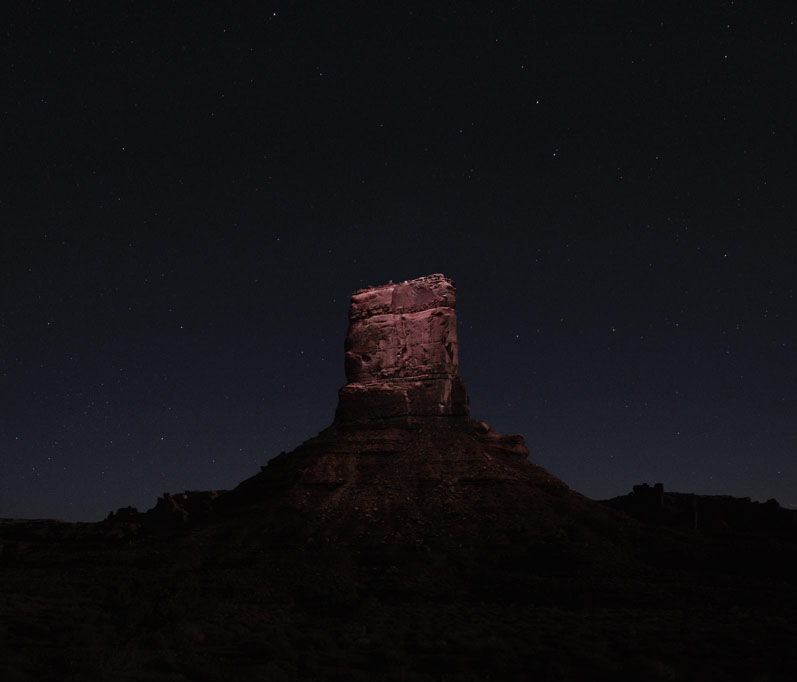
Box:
[104,490,223,527]
[604,482,797,534]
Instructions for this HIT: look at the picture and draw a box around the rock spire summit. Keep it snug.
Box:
[335,274,470,422]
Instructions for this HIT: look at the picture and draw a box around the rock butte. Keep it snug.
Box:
[335,273,470,422]
[107,273,534,526]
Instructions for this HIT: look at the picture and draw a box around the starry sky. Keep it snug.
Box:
[2,2,795,521]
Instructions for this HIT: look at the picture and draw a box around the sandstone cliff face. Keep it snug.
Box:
[336,274,469,421]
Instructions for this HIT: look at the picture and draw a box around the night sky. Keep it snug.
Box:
[2,2,795,521]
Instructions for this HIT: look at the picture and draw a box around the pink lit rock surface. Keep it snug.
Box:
[336,274,470,421]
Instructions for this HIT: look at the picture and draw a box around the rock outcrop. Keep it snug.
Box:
[604,484,797,534]
[225,274,581,548]
[335,274,469,422]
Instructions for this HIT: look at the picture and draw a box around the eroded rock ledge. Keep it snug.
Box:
[336,274,470,422]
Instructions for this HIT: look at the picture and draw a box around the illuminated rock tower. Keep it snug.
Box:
[335,274,470,422]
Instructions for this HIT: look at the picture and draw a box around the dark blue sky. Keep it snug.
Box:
[2,1,795,520]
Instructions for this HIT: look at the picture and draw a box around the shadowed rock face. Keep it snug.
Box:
[335,274,470,422]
